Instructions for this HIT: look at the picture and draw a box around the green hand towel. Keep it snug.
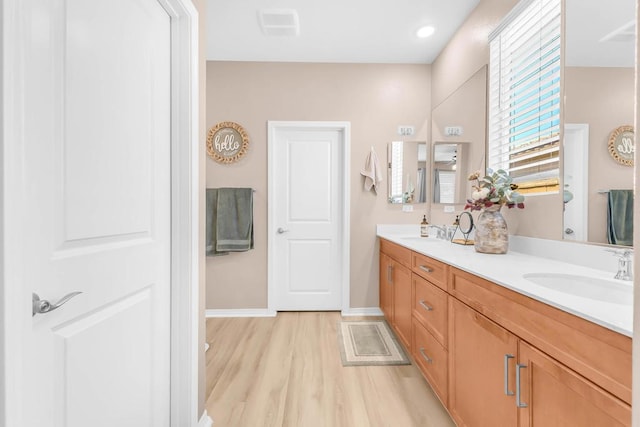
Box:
[216,188,254,252]
[206,189,228,256]
[607,189,633,246]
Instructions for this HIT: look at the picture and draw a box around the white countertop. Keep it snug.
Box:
[377,225,633,337]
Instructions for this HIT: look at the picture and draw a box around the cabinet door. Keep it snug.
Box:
[379,253,393,322]
[449,298,518,427]
[391,262,412,350]
[518,341,631,427]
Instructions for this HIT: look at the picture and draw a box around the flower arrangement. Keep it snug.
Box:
[464,168,525,211]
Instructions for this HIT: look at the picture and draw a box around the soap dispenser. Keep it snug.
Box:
[420,215,429,237]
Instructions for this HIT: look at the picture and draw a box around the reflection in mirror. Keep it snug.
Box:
[387,141,428,204]
[564,0,635,246]
[430,66,487,225]
[432,142,469,204]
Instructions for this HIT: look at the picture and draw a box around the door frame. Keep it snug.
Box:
[0,0,203,426]
[267,121,351,314]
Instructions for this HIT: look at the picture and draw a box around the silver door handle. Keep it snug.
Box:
[504,354,515,396]
[419,300,433,311]
[32,292,82,317]
[277,227,289,234]
[419,265,433,273]
[387,265,393,284]
[419,347,433,364]
[565,228,574,235]
[516,363,528,408]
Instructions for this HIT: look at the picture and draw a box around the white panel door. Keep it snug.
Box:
[563,124,589,241]
[19,0,171,426]
[270,124,346,310]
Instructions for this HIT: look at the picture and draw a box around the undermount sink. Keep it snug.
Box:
[522,273,632,305]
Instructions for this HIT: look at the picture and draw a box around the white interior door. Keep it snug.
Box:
[17,0,172,425]
[268,122,349,311]
[563,124,589,241]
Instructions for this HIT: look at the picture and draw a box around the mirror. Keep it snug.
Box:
[387,141,428,204]
[432,142,470,204]
[430,66,487,224]
[563,0,635,246]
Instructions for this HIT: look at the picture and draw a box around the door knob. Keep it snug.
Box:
[32,291,82,317]
[277,227,289,234]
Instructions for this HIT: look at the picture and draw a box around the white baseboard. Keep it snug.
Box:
[198,411,213,427]
[341,307,384,317]
[205,308,277,318]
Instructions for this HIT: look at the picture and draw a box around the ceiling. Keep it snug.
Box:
[566,0,635,67]
[206,0,480,64]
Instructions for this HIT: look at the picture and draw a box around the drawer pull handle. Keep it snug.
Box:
[419,347,433,364]
[419,265,433,273]
[504,354,515,396]
[419,300,433,312]
[516,363,528,408]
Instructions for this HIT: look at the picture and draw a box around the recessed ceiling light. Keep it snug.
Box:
[416,26,435,38]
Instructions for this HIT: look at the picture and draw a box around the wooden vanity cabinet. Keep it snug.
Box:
[412,271,450,406]
[378,240,632,426]
[412,274,448,347]
[518,341,630,427]
[379,253,393,320]
[379,239,412,350]
[449,267,631,427]
[448,297,518,427]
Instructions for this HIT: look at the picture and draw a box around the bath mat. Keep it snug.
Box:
[337,320,411,366]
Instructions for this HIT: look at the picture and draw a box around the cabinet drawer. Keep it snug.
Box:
[413,321,448,406]
[412,252,447,290]
[380,239,411,267]
[412,274,447,348]
[450,267,632,404]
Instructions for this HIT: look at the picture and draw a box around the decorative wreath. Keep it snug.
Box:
[607,125,634,167]
[206,121,250,164]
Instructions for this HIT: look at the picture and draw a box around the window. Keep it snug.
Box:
[389,141,404,202]
[488,0,561,194]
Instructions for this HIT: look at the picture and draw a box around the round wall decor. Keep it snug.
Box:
[206,121,250,164]
[607,125,634,167]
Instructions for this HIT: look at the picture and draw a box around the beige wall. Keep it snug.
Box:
[206,62,431,309]
[565,67,635,244]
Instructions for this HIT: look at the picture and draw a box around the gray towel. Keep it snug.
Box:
[215,188,254,252]
[607,189,633,246]
[206,189,228,256]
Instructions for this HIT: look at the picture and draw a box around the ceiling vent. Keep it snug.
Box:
[600,20,636,43]
[258,9,300,37]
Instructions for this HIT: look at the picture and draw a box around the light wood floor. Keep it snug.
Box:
[205,312,455,427]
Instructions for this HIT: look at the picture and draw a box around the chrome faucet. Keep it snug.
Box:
[429,225,447,240]
[607,249,633,281]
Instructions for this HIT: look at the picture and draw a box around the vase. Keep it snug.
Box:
[474,205,508,254]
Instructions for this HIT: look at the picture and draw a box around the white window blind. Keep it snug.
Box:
[488,0,561,194]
